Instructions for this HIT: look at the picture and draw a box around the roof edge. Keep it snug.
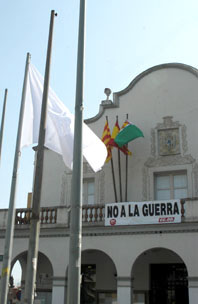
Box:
[85,62,198,124]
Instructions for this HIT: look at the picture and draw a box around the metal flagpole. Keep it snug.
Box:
[111,150,118,202]
[106,116,117,203]
[0,88,8,165]
[125,113,129,201]
[0,53,31,304]
[118,148,122,201]
[67,0,86,303]
[23,10,57,304]
[117,116,122,202]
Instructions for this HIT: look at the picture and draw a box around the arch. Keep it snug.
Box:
[131,247,189,304]
[65,249,118,304]
[81,249,117,303]
[11,260,22,288]
[11,250,53,304]
[11,250,54,273]
[82,248,117,271]
[65,248,117,277]
[131,246,188,274]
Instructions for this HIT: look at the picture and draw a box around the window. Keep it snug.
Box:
[83,179,95,205]
[155,172,187,200]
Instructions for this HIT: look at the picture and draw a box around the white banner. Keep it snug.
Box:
[105,200,181,226]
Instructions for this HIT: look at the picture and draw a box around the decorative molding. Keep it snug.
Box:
[181,125,188,155]
[156,116,180,129]
[153,117,189,157]
[142,167,148,201]
[188,276,198,287]
[150,117,190,160]
[147,116,192,167]
[60,171,67,206]
[143,116,193,200]
[150,129,156,157]
[101,99,113,106]
[156,117,181,157]
[60,170,72,206]
[1,220,198,240]
[52,276,67,287]
[193,163,198,197]
[84,101,118,124]
[145,154,195,168]
[98,170,105,204]
[158,128,180,156]
[83,162,94,174]
[116,276,132,287]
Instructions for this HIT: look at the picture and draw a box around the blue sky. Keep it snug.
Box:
[1,0,198,209]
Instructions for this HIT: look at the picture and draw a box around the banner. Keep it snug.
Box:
[105,200,181,226]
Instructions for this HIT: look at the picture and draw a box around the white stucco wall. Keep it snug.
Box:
[5,63,198,304]
[40,150,68,207]
[6,225,198,286]
[40,64,198,206]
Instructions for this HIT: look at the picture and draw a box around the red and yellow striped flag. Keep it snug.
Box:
[109,120,132,156]
[121,119,130,129]
[101,120,112,163]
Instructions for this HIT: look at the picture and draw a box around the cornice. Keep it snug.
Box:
[1,221,198,239]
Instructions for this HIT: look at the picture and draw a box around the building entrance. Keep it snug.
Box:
[149,263,188,304]
[80,250,117,304]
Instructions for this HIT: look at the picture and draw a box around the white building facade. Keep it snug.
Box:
[1,63,198,304]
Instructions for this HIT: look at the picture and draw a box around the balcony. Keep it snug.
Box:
[0,198,197,230]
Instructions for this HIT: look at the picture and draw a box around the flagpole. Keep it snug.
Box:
[24,10,57,304]
[125,113,129,201]
[111,157,118,202]
[0,53,31,304]
[67,0,86,303]
[118,149,122,201]
[106,116,118,202]
[0,89,8,165]
[117,116,122,202]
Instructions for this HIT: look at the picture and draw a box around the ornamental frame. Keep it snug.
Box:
[142,116,198,200]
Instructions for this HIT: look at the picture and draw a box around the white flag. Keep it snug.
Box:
[21,64,107,172]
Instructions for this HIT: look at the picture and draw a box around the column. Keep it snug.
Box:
[188,277,198,304]
[20,279,25,301]
[51,276,66,304]
[117,276,132,304]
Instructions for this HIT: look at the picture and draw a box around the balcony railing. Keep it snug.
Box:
[15,207,57,225]
[0,198,196,228]
[14,204,105,226]
[82,204,105,223]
